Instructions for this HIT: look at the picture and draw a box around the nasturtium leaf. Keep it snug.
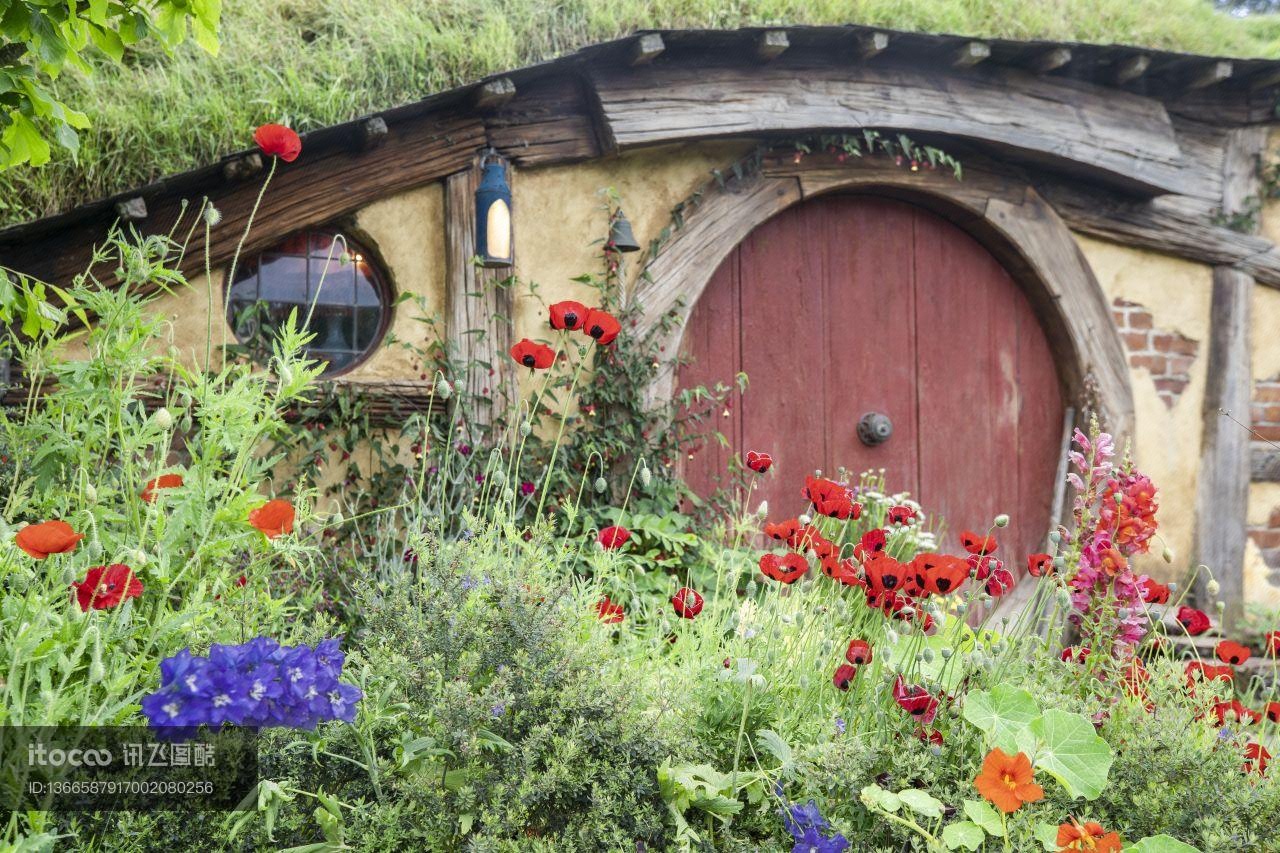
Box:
[962,684,1041,752]
[1124,835,1202,853]
[860,783,901,813]
[898,788,944,820]
[942,821,985,851]
[963,799,1004,837]
[1018,709,1113,800]
[1034,822,1061,850]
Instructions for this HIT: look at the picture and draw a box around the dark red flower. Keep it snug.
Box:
[1214,699,1260,726]
[1026,553,1054,578]
[863,552,909,596]
[1176,605,1211,636]
[1266,630,1280,656]
[1061,646,1091,664]
[892,675,939,725]
[15,520,84,559]
[845,638,872,666]
[1185,660,1234,686]
[249,499,294,538]
[1216,640,1251,666]
[510,338,555,369]
[253,123,302,162]
[763,518,801,541]
[1138,576,1170,604]
[806,531,837,559]
[968,553,1001,582]
[598,525,631,549]
[820,556,864,588]
[745,450,773,474]
[985,568,1015,598]
[141,473,183,503]
[1264,701,1280,724]
[913,553,969,596]
[549,300,589,331]
[582,309,621,345]
[960,530,997,555]
[760,552,809,584]
[1244,742,1270,776]
[671,587,704,619]
[803,476,859,520]
[833,664,857,691]
[853,528,887,561]
[71,564,143,611]
[917,727,943,746]
[596,595,624,623]
[886,505,916,526]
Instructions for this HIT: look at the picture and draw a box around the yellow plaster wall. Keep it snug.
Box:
[1072,234,1212,583]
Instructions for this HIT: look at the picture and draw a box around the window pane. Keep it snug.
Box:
[258,255,308,304]
[309,304,355,353]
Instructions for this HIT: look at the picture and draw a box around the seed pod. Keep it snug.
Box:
[1207,580,1220,597]
[204,205,223,226]
[153,407,173,430]
[639,465,652,488]
[436,377,453,400]
[994,514,1009,528]
[519,421,532,436]
[594,477,607,493]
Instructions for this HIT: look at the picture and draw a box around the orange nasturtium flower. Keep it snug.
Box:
[1056,818,1122,852]
[248,499,295,539]
[973,747,1045,813]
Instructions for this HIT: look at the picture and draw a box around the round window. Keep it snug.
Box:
[226,229,391,376]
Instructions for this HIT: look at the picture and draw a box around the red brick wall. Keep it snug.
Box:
[1252,374,1280,443]
[1111,298,1200,408]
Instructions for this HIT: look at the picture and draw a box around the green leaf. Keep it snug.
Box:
[1018,709,1113,800]
[963,800,1004,837]
[860,783,901,813]
[1034,822,1061,850]
[962,684,1041,752]
[942,821,986,851]
[1,112,51,168]
[898,788,944,820]
[1124,835,1202,853]
[755,729,795,775]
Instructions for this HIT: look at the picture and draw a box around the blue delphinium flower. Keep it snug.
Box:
[781,798,848,853]
[142,637,361,730]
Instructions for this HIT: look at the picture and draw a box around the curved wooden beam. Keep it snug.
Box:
[635,157,1135,439]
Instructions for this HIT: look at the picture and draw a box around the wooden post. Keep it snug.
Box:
[1192,126,1266,630]
[444,154,516,433]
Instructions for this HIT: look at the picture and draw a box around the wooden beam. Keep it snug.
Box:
[755,30,789,62]
[1192,125,1267,632]
[1185,59,1233,92]
[1253,442,1280,482]
[1113,54,1150,85]
[629,33,665,66]
[1247,66,1280,91]
[952,41,991,68]
[472,77,516,111]
[855,31,890,61]
[1028,47,1071,74]
[356,116,388,151]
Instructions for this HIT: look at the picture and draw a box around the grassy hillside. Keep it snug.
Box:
[4,0,1280,228]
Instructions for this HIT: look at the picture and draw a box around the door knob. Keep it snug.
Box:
[857,412,893,446]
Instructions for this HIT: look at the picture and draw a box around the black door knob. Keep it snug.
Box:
[857,412,893,446]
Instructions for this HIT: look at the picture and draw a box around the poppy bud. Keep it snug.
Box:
[1215,601,1226,613]
[640,465,652,488]
[1049,531,1061,544]
[746,581,758,597]
[1163,546,1174,563]
[435,377,452,400]
[520,421,532,436]
[153,407,173,430]
[756,501,769,518]
[994,514,1009,528]
[799,514,811,525]
[1168,582,1178,593]
[1207,580,1221,597]
[940,647,953,659]
[204,204,222,226]
[594,477,607,493]
[454,380,465,397]
[85,484,97,503]
[886,628,899,645]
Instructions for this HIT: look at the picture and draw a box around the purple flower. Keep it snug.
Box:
[520,481,536,496]
[456,443,472,456]
[781,798,847,852]
[833,717,846,736]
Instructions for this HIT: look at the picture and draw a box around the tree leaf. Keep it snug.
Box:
[962,799,1004,837]
[898,788,944,820]
[860,783,901,813]
[1019,709,1113,800]
[1124,835,1202,853]
[942,821,986,851]
[1034,822,1061,850]
[962,684,1041,752]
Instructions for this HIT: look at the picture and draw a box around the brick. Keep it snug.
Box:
[1252,383,1280,403]
[1127,311,1154,330]
[1167,355,1196,376]
[1255,426,1280,441]
[1130,354,1167,374]
[1268,505,1280,528]
[1153,334,1199,356]
[1112,297,1142,308]
[1112,311,1129,327]
[1121,331,1150,351]
[1153,377,1189,395]
[1248,529,1280,550]
[1256,403,1280,424]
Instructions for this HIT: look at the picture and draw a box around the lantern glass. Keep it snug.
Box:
[486,198,511,261]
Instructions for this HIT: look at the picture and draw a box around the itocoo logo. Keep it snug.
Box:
[27,743,114,767]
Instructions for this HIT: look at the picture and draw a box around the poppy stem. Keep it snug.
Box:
[221,156,278,370]
[731,680,754,790]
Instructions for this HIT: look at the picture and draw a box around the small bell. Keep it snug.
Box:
[608,209,641,253]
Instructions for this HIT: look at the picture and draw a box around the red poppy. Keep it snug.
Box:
[1265,702,1280,724]
[1185,660,1234,686]
[912,553,969,596]
[745,450,773,474]
[763,518,801,541]
[803,476,859,520]
[548,300,589,331]
[917,727,944,746]
[671,587,704,619]
[71,564,143,611]
[598,525,631,549]
[806,531,837,559]
[141,473,184,503]
[249,499,294,538]
[853,528,887,561]
[1266,630,1280,656]
[892,676,939,725]
[1213,699,1260,726]
[845,638,872,666]
[253,123,302,162]
[820,556,864,588]
[960,530,998,555]
[968,553,1001,582]
[1056,819,1122,853]
[1026,553,1054,577]
[974,747,1045,813]
[833,664,857,691]
[1216,640,1251,666]
[886,505,916,526]
[1244,742,1271,776]
[1138,576,1170,604]
[1060,646,1090,664]
[1176,605,1211,636]
[596,595,624,623]
[863,552,909,596]
[985,568,1015,598]
[509,339,555,369]
[582,308,621,345]
[760,552,809,584]
[15,520,84,559]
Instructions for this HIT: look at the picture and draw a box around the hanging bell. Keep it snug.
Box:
[608,209,641,253]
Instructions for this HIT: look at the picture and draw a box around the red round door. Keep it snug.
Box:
[677,194,1065,562]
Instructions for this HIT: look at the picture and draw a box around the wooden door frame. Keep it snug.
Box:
[635,153,1135,439]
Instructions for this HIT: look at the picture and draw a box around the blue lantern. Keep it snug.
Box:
[475,152,513,269]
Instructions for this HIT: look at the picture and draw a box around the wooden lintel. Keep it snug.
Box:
[1253,443,1280,482]
[1029,47,1071,74]
[114,197,147,222]
[472,77,516,111]
[1185,60,1234,91]
[1248,66,1280,91]
[855,31,890,61]
[221,152,264,183]
[1114,54,1150,85]
[755,30,789,61]
[952,41,991,68]
[630,33,665,66]
[357,116,389,151]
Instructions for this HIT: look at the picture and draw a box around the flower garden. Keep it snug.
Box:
[2,124,1280,853]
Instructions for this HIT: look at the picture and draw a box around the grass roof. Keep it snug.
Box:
[4,0,1280,229]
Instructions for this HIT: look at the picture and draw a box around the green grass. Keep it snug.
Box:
[5,0,1280,228]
